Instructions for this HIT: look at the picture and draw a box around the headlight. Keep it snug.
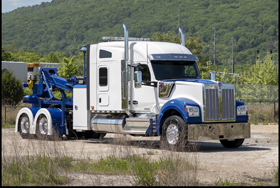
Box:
[185,106,200,117]
[237,105,247,116]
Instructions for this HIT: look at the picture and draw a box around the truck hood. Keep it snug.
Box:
[159,78,234,109]
[162,78,219,85]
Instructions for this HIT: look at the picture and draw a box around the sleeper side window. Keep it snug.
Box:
[99,67,108,86]
[99,50,112,58]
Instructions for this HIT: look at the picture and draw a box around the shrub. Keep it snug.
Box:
[1,70,24,105]
[57,57,79,78]
[23,88,32,96]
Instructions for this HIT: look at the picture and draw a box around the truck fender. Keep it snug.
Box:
[156,98,200,136]
[15,107,39,133]
[32,108,63,135]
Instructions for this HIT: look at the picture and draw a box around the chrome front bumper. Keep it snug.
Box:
[188,122,250,141]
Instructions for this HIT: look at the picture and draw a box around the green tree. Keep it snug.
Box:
[200,60,216,79]
[199,61,237,84]
[2,0,278,63]
[151,31,181,44]
[10,48,42,62]
[57,57,79,78]
[40,51,62,63]
[1,70,24,105]
[239,52,278,85]
[217,68,237,84]
[2,47,13,61]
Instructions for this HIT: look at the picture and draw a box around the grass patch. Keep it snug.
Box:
[214,178,238,186]
[69,154,194,174]
[1,122,14,128]
[2,155,69,186]
[66,153,197,186]
[273,168,279,184]
[69,155,131,175]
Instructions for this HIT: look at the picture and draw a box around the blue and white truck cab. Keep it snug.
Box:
[15,24,250,150]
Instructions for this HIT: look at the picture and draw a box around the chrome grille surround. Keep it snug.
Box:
[203,83,236,122]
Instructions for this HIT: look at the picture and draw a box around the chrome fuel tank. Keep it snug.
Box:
[91,114,125,133]
[91,113,155,135]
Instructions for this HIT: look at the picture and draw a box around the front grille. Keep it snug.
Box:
[206,88,219,120]
[204,85,235,122]
[222,89,235,119]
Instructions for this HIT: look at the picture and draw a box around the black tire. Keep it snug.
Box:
[18,113,30,139]
[220,139,244,148]
[160,115,188,151]
[84,131,106,139]
[36,114,49,140]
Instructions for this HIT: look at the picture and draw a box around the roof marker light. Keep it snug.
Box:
[102,36,150,41]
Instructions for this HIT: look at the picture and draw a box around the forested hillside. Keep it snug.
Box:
[2,0,278,67]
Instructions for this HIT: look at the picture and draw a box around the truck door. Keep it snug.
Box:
[132,64,158,113]
[97,66,109,107]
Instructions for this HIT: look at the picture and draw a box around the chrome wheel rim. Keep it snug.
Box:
[20,116,29,134]
[39,117,48,135]
[166,124,179,145]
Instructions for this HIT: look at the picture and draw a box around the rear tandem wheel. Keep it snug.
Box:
[18,113,31,139]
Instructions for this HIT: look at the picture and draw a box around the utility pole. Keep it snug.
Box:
[232,37,234,73]
[213,27,216,66]
[207,44,210,61]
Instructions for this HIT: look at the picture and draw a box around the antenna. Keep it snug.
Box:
[178,7,181,37]
[146,43,149,64]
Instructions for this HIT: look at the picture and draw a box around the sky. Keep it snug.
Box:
[2,0,52,13]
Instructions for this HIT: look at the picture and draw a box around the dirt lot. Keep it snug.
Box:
[1,124,278,186]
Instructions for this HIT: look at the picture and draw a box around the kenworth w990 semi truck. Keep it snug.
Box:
[15,24,250,150]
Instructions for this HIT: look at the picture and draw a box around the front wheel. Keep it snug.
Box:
[160,115,188,151]
[220,139,244,148]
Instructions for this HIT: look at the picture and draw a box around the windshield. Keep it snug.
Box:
[151,61,200,80]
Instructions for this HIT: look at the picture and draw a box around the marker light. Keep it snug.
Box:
[102,36,150,41]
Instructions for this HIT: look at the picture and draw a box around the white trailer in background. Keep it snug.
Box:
[1,61,28,83]
[1,61,60,83]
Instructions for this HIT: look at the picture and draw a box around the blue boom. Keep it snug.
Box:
[22,68,86,135]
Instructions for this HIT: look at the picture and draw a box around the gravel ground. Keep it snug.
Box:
[2,124,278,186]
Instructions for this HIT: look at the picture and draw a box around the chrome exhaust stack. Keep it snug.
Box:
[179,27,185,46]
[122,24,130,113]
[123,24,129,64]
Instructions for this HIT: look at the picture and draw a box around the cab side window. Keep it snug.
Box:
[136,64,151,81]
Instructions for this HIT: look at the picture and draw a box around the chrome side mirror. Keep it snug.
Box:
[134,71,142,88]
